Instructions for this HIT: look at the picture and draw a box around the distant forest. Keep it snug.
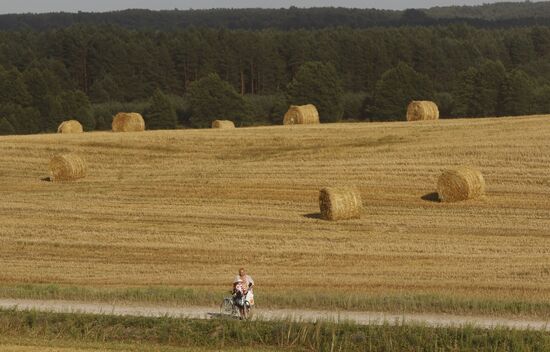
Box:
[1,3,550,134]
[2,2,550,30]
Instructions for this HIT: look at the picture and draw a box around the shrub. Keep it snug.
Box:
[434,92,455,118]
[372,62,434,121]
[342,92,369,120]
[143,89,177,130]
[244,94,287,125]
[287,61,344,123]
[187,73,250,128]
[0,117,15,135]
[59,90,95,131]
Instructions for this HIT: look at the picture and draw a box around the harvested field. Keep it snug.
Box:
[0,115,549,311]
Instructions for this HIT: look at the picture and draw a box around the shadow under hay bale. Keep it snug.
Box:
[49,154,87,182]
[212,120,236,129]
[112,112,145,132]
[319,187,362,221]
[421,192,441,203]
[57,120,83,134]
[437,166,485,202]
[406,101,439,121]
[303,213,322,220]
[283,104,320,125]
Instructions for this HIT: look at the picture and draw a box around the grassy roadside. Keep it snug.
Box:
[0,309,549,352]
[0,339,275,352]
[0,347,273,352]
[0,338,275,352]
[1,284,549,319]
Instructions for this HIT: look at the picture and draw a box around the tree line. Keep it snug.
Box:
[2,3,550,31]
[1,24,550,135]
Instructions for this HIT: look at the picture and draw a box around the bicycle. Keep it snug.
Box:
[220,293,252,320]
[220,295,239,317]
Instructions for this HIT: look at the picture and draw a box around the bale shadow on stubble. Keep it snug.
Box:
[40,176,52,182]
[303,213,322,220]
[421,192,441,203]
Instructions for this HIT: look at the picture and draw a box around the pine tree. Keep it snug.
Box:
[498,70,534,116]
[10,107,41,135]
[452,62,507,118]
[89,74,122,103]
[505,32,536,67]
[531,27,550,57]
[477,60,507,116]
[42,94,65,132]
[0,104,40,134]
[143,89,177,130]
[286,61,344,122]
[0,67,32,106]
[533,84,550,114]
[187,73,250,128]
[434,92,454,118]
[452,68,482,117]
[59,91,95,131]
[371,62,433,121]
[0,117,15,135]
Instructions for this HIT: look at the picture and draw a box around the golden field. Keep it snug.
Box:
[0,115,549,310]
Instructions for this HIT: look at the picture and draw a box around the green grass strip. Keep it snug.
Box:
[0,308,549,352]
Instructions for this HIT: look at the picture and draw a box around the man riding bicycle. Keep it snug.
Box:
[230,268,255,319]
[233,267,254,306]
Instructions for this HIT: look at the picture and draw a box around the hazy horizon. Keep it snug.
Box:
[0,0,534,14]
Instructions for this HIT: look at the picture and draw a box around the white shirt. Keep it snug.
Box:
[234,275,254,287]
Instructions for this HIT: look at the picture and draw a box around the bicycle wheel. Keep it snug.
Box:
[220,297,234,315]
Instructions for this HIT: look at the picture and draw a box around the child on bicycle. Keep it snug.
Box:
[233,278,246,298]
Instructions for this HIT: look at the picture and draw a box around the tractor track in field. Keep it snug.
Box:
[1,299,548,331]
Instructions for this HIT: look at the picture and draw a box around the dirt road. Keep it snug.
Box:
[1,299,548,331]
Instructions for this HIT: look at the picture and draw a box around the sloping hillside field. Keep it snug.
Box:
[0,116,549,314]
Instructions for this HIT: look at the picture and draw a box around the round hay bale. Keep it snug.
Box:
[212,120,236,129]
[112,112,145,132]
[283,104,320,125]
[57,120,83,134]
[406,101,439,121]
[437,167,485,202]
[49,154,87,182]
[319,187,362,221]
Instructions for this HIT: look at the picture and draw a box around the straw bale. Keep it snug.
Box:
[49,154,87,182]
[319,187,362,221]
[57,120,83,134]
[112,112,145,132]
[406,101,440,121]
[283,105,320,125]
[212,120,236,129]
[437,166,485,202]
